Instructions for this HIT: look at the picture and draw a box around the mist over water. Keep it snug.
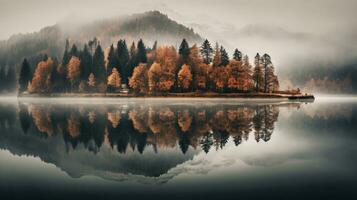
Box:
[0,97,356,199]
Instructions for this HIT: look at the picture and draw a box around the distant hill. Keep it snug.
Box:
[0,11,202,68]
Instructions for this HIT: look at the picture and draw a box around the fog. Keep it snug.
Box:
[1,0,357,74]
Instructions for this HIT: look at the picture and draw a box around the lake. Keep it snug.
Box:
[0,97,356,199]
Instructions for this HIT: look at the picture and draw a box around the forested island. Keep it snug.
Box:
[17,38,312,99]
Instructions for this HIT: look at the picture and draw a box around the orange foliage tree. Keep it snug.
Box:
[177,64,193,92]
[28,58,54,93]
[67,56,81,92]
[107,68,121,92]
[129,63,149,94]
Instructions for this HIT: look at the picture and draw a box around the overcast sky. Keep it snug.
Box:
[1,0,357,72]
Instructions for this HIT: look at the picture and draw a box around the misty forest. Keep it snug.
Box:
[16,38,280,95]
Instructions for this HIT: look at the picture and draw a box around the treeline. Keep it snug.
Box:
[0,66,16,93]
[18,38,279,94]
[17,104,279,154]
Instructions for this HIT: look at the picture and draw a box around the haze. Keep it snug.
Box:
[1,0,357,73]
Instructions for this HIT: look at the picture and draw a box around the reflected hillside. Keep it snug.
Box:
[0,100,306,183]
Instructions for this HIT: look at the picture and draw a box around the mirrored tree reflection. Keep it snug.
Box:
[16,103,281,154]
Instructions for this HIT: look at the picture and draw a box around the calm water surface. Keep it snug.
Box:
[0,97,356,199]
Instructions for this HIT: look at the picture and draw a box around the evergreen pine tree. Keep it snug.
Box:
[179,39,190,63]
[107,44,118,76]
[220,46,229,66]
[79,44,92,81]
[6,66,16,92]
[19,58,31,92]
[92,44,106,84]
[233,48,242,61]
[200,39,213,64]
[62,39,70,67]
[117,40,129,84]
[152,41,158,51]
[69,44,79,58]
[136,39,147,64]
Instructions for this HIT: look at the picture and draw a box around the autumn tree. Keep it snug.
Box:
[129,63,149,94]
[67,56,81,92]
[28,58,54,93]
[195,63,209,91]
[200,39,213,65]
[148,62,175,93]
[210,67,228,92]
[19,58,31,92]
[178,64,193,92]
[87,73,96,92]
[107,68,121,92]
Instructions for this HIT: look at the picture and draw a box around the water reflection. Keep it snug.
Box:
[15,103,284,155]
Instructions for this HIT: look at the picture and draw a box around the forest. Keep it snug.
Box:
[17,38,280,95]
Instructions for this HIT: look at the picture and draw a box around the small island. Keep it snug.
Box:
[18,38,314,100]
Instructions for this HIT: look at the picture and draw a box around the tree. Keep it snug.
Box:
[262,54,271,92]
[92,44,106,84]
[28,58,54,93]
[129,63,148,94]
[62,39,70,66]
[136,39,147,64]
[87,73,96,92]
[212,43,221,67]
[148,62,175,93]
[19,59,31,92]
[6,66,16,92]
[67,56,81,92]
[178,64,193,92]
[233,49,242,61]
[107,68,121,92]
[253,53,264,92]
[80,44,92,81]
[179,39,190,63]
[69,44,79,58]
[127,42,137,78]
[220,46,229,66]
[117,40,129,84]
[210,67,228,92]
[107,44,118,76]
[200,39,213,65]
[195,63,209,91]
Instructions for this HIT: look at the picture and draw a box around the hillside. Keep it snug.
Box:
[0,11,202,68]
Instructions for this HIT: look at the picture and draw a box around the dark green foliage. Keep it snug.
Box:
[62,39,70,67]
[136,39,147,64]
[179,39,190,63]
[200,39,213,64]
[92,44,106,84]
[220,46,229,66]
[233,49,242,61]
[117,40,130,84]
[69,44,79,58]
[6,67,16,92]
[79,44,92,81]
[19,59,31,92]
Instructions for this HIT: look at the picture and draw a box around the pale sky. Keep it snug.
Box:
[1,0,356,71]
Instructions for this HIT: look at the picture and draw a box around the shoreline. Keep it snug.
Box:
[18,92,315,100]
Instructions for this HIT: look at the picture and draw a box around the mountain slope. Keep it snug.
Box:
[0,11,202,67]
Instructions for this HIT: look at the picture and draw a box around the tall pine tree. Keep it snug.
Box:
[117,40,129,84]
[233,49,242,61]
[136,39,147,64]
[200,39,213,64]
[107,44,118,77]
[92,44,106,84]
[62,39,70,67]
[19,59,31,92]
[179,39,190,63]
[79,44,92,81]
[220,46,229,66]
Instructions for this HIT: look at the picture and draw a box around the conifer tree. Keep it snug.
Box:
[220,46,229,66]
[107,44,118,76]
[19,58,31,92]
[62,39,70,67]
[179,39,190,63]
[92,44,106,84]
[69,44,79,58]
[212,43,221,67]
[233,49,242,61]
[200,39,213,64]
[136,39,147,64]
[117,40,129,84]
[79,44,92,81]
